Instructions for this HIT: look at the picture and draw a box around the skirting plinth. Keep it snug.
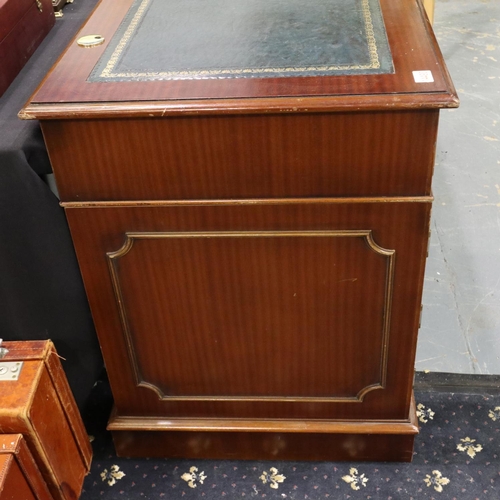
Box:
[108,396,419,462]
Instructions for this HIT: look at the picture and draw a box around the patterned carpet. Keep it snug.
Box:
[80,382,500,499]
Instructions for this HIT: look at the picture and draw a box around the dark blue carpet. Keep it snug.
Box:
[81,382,500,499]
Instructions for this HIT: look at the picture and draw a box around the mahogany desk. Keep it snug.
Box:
[22,0,458,461]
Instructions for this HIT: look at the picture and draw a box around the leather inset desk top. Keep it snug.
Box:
[23,0,458,114]
[89,0,393,81]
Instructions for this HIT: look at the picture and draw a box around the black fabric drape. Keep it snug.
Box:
[0,150,102,409]
[0,0,102,410]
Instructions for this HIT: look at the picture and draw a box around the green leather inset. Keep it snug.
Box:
[89,0,393,81]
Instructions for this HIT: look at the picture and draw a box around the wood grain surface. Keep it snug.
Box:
[65,200,430,422]
[109,394,419,461]
[41,109,439,202]
[0,0,54,97]
[106,229,393,401]
[111,429,417,461]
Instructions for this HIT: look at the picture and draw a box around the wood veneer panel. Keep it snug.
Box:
[65,200,431,422]
[108,230,391,400]
[112,429,416,461]
[109,395,418,461]
[108,395,419,460]
[24,0,456,109]
[41,110,438,202]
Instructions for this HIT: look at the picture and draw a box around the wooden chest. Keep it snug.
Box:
[21,0,458,461]
[0,341,91,500]
[0,0,55,96]
[0,435,52,500]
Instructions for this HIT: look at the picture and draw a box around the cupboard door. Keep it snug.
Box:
[66,200,430,421]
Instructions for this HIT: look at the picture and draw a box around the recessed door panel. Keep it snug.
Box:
[107,230,393,402]
[66,200,430,420]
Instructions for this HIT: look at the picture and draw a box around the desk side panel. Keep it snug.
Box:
[65,200,431,421]
[41,110,439,201]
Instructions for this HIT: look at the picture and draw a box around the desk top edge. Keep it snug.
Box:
[20,0,459,119]
[20,91,459,120]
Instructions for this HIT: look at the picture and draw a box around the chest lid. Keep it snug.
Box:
[22,0,458,118]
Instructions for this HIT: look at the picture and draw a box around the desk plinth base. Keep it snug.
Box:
[108,396,419,462]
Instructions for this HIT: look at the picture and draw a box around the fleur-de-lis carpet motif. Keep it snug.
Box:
[424,470,450,492]
[259,467,286,489]
[181,466,207,488]
[100,465,125,486]
[342,467,369,490]
[416,402,435,423]
[80,390,500,498]
[488,406,500,421]
[457,437,483,458]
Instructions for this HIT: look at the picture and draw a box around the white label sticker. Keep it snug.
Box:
[413,70,434,83]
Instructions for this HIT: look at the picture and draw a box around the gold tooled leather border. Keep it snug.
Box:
[99,0,381,79]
